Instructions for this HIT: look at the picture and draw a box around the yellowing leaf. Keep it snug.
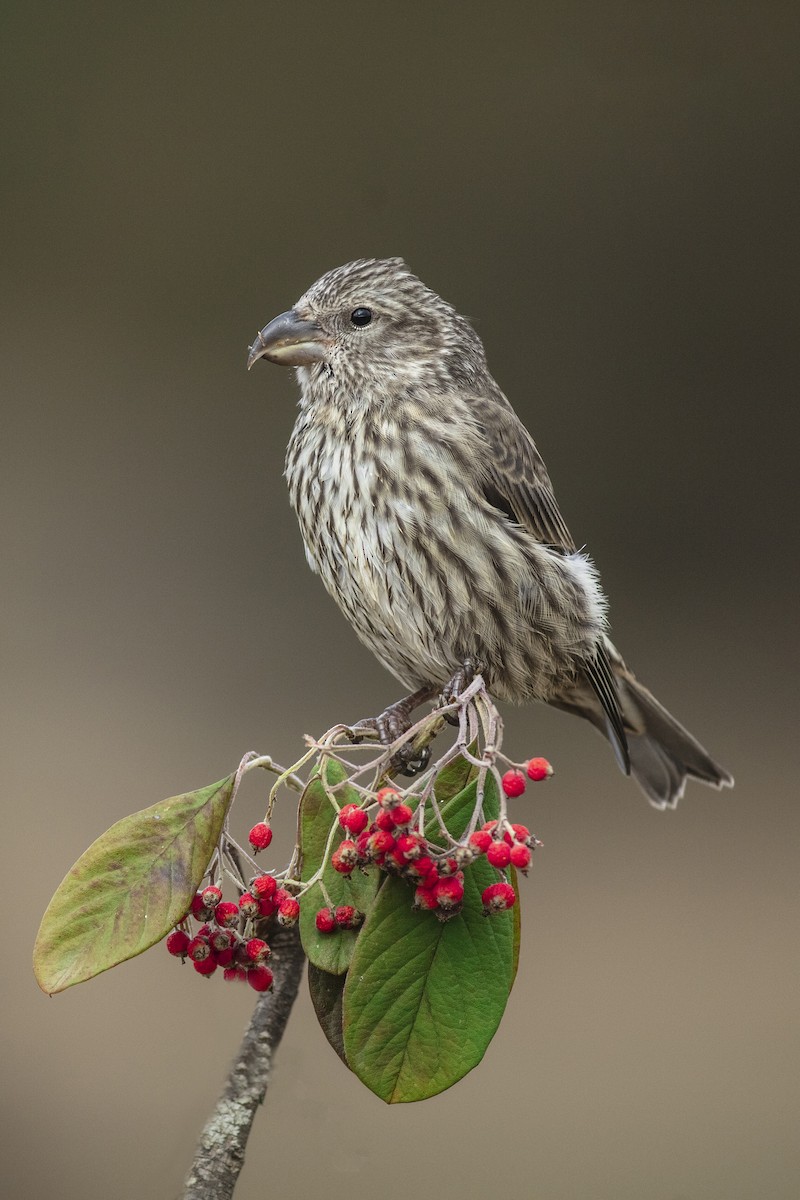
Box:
[33,777,235,994]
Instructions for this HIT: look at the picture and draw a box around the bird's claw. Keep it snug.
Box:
[348,695,433,776]
[393,743,432,776]
[438,658,480,724]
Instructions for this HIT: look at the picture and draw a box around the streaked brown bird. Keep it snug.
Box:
[248,258,732,808]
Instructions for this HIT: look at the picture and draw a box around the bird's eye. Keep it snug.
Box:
[350,307,373,327]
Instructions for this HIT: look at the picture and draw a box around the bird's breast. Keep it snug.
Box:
[283,400,603,698]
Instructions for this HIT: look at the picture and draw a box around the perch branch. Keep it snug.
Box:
[181,924,306,1200]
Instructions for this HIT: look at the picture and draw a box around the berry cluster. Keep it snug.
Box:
[468,820,537,872]
[313,769,547,925]
[165,873,299,990]
[315,904,365,933]
[500,756,554,798]
[165,753,551,978]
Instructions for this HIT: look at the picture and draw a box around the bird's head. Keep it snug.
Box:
[247,258,486,397]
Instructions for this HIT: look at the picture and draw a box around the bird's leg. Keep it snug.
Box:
[349,685,438,776]
[438,658,481,724]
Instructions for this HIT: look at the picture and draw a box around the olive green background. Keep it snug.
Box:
[3,4,797,1198]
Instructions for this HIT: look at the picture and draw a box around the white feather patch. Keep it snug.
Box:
[563,551,608,630]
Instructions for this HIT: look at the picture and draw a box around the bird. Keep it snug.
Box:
[247,257,732,808]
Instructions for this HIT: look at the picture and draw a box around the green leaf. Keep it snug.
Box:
[307,963,348,1065]
[342,867,516,1103]
[342,774,518,1103]
[431,744,477,805]
[33,776,235,994]
[299,761,379,975]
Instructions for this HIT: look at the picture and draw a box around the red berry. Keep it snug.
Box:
[375,808,396,832]
[166,929,190,958]
[526,757,553,782]
[389,845,409,870]
[482,881,517,913]
[331,839,358,874]
[258,897,279,918]
[214,901,240,928]
[511,823,531,843]
[223,966,247,982]
[355,830,372,860]
[239,892,260,919]
[211,933,237,967]
[486,840,512,868]
[395,833,424,861]
[247,965,274,992]
[433,876,464,910]
[315,907,336,934]
[510,843,532,871]
[192,956,217,976]
[334,905,364,930]
[404,854,435,882]
[277,897,300,926]
[248,822,273,852]
[190,893,213,922]
[251,874,277,900]
[187,935,211,962]
[389,803,414,828]
[501,769,526,798]
[209,928,234,952]
[245,938,270,963]
[468,830,492,854]
[413,884,439,911]
[376,786,401,808]
[338,804,368,835]
[201,885,223,909]
[366,830,395,860]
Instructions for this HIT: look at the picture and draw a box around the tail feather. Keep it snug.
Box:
[621,672,733,808]
[554,644,734,809]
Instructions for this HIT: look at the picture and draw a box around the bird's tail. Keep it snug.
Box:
[553,643,734,809]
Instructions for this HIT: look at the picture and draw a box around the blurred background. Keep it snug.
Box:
[3,3,798,1197]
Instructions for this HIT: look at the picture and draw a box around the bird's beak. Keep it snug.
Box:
[246,309,331,370]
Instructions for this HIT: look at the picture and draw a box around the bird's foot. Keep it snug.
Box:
[349,686,436,776]
[438,658,481,725]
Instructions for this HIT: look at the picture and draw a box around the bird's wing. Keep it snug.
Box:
[471,393,630,772]
[470,393,577,553]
